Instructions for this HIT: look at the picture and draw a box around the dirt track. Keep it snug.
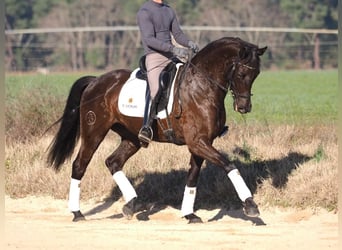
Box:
[5,196,338,250]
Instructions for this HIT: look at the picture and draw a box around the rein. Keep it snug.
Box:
[188,59,256,97]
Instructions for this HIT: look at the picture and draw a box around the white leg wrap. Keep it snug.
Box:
[113,171,137,203]
[227,169,252,202]
[181,186,197,217]
[68,178,81,212]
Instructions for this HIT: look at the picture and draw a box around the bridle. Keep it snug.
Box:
[174,51,258,117]
[227,61,257,100]
[188,59,257,99]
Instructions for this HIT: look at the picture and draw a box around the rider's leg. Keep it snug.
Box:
[138,53,170,145]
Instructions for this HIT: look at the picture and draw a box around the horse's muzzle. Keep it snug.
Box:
[234,99,252,114]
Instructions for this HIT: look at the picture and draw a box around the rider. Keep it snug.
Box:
[136,0,199,146]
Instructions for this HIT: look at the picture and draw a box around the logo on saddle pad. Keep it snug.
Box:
[118,64,182,119]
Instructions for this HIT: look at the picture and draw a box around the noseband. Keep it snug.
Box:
[188,58,257,98]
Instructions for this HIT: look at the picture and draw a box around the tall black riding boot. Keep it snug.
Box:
[138,98,157,147]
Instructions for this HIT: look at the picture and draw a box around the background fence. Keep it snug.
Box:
[5,26,338,72]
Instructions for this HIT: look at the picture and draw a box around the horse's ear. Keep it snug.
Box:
[257,46,267,56]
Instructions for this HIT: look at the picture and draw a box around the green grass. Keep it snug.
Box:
[226,70,338,125]
[5,73,86,99]
[5,70,337,141]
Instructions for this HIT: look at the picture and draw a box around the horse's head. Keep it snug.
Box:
[228,42,267,114]
[190,37,267,114]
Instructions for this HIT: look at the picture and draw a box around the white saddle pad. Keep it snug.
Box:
[118,64,182,119]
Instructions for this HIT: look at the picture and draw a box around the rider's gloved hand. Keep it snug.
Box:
[188,41,199,53]
[172,46,189,59]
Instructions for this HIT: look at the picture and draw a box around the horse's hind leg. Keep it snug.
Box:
[69,131,108,222]
[105,139,140,219]
[181,154,204,223]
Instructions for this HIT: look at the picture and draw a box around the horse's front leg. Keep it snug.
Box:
[181,154,204,223]
[188,138,259,218]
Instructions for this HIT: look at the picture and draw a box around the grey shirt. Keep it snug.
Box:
[137,0,190,57]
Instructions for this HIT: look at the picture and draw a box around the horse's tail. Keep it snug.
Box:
[47,75,96,171]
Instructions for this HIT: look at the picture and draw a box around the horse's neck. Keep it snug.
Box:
[190,58,232,96]
[194,48,234,79]
[180,66,226,108]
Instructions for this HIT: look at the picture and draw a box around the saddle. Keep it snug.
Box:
[136,55,183,143]
[136,55,181,113]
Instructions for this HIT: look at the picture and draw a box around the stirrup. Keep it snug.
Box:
[138,126,153,146]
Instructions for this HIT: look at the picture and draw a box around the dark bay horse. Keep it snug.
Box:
[47,37,267,223]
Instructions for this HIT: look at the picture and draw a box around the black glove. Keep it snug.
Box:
[188,41,199,53]
[172,47,189,59]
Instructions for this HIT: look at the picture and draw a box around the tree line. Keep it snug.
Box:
[5,0,338,71]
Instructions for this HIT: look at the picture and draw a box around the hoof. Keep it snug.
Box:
[72,211,86,222]
[122,197,136,220]
[243,197,260,218]
[184,213,203,224]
